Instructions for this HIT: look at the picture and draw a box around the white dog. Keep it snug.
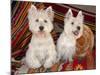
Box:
[57,9,84,63]
[25,5,57,69]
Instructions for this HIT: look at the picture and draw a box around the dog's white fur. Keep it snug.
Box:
[57,9,84,62]
[25,5,57,69]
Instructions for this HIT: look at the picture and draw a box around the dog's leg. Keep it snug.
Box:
[68,55,73,63]
[44,46,57,68]
[44,57,53,69]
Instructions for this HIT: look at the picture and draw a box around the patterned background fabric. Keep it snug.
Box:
[11,1,96,74]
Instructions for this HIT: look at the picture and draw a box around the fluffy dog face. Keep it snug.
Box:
[64,9,84,39]
[28,5,54,36]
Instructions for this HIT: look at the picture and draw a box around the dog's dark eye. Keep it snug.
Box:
[71,22,74,25]
[35,19,39,22]
[44,20,47,23]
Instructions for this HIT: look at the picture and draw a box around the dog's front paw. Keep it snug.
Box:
[44,61,53,69]
[33,63,41,68]
[27,60,41,69]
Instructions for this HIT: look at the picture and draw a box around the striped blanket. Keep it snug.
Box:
[11,1,96,74]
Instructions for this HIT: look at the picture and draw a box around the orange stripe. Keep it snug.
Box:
[12,3,31,35]
[12,23,28,49]
[12,2,28,33]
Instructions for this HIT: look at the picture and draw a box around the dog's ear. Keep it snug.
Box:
[28,5,37,32]
[28,5,37,20]
[65,9,73,21]
[76,11,84,23]
[45,6,54,21]
[75,11,84,39]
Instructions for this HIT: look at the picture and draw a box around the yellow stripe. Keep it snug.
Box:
[14,2,28,25]
[12,3,31,34]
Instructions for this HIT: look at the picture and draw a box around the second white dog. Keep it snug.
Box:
[57,9,84,62]
[25,5,57,69]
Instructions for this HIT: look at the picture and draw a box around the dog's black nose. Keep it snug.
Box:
[77,26,80,30]
[39,26,44,31]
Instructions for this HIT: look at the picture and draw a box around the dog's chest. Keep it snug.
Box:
[58,33,76,57]
[30,35,53,56]
[36,47,47,61]
[31,36,52,47]
[29,35,54,63]
[59,33,76,47]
